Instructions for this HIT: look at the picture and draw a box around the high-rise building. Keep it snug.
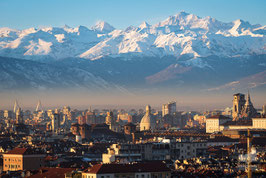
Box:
[63,106,71,115]
[162,101,176,117]
[232,93,246,120]
[16,107,23,124]
[51,113,60,133]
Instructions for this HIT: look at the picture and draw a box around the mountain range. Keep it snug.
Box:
[0,11,265,93]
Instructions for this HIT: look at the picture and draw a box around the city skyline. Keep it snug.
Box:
[0,90,264,112]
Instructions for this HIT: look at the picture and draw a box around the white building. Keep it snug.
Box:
[206,115,231,133]
[162,101,176,117]
[206,115,266,133]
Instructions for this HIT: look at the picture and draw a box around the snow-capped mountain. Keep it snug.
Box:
[0,11,265,61]
[91,21,115,33]
[0,12,265,92]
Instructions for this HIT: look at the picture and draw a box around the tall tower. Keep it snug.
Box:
[232,93,246,120]
[51,113,60,133]
[35,100,43,112]
[13,100,20,119]
[16,107,24,124]
[105,111,114,125]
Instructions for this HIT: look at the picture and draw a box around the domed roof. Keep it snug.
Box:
[140,105,156,131]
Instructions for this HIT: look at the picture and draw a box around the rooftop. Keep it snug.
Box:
[5,147,44,155]
[207,115,231,120]
[85,162,170,174]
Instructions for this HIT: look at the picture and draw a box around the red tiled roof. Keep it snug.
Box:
[5,148,27,155]
[29,167,75,178]
[207,115,231,120]
[5,147,44,155]
[85,162,171,174]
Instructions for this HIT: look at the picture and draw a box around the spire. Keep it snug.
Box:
[36,100,43,112]
[246,90,251,106]
[13,100,19,113]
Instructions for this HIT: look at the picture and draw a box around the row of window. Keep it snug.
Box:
[4,158,21,162]
[5,164,20,168]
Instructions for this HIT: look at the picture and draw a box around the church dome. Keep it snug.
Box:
[140,105,156,131]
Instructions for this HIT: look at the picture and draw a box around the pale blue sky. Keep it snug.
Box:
[0,0,265,30]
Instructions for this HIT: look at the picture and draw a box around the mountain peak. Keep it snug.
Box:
[63,24,71,29]
[176,10,190,17]
[91,21,115,33]
[139,21,151,29]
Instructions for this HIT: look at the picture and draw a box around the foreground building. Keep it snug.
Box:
[102,140,207,163]
[82,162,171,178]
[2,148,45,171]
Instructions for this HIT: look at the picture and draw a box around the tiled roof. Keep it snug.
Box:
[222,120,252,126]
[85,162,170,174]
[124,122,136,127]
[29,167,75,178]
[208,136,239,143]
[5,148,28,155]
[207,115,231,120]
[5,147,44,155]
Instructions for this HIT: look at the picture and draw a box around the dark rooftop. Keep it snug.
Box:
[85,162,170,174]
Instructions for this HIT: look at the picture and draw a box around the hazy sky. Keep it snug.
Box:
[0,88,264,111]
[1,0,265,30]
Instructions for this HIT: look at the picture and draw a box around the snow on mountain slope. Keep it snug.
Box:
[0,25,101,60]
[91,21,115,33]
[0,11,265,60]
[80,12,266,60]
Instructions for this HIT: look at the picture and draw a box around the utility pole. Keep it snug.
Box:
[247,129,252,178]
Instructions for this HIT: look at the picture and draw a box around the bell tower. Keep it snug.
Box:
[232,93,245,120]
